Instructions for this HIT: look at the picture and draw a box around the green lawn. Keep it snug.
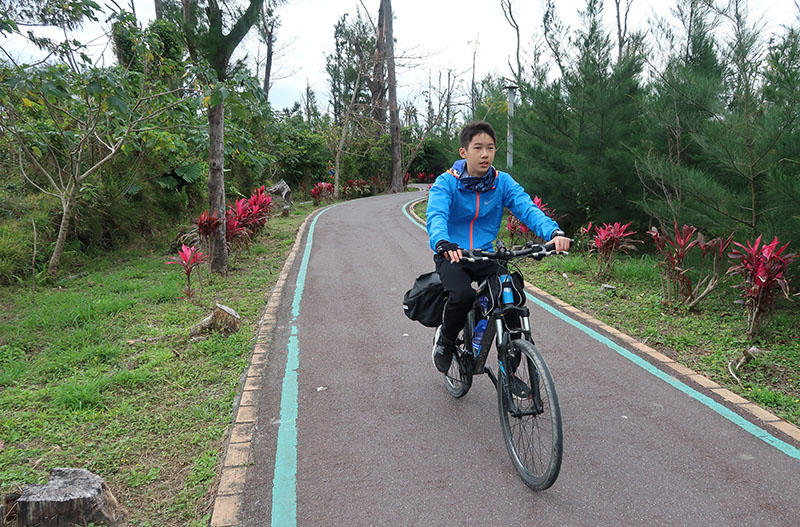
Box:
[412,199,800,426]
[0,203,312,526]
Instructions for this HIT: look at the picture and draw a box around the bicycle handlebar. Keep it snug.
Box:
[459,239,573,262]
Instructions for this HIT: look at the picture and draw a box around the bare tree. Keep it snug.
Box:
[368,0,388,130]
[403,72,456,174]
[614,0,634,61]
[325,59,366,198]
[383,0,404,193]
[500,0,522,82]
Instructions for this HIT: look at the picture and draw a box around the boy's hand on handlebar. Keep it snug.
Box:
[436,240,463,263]
[551,236,572,253]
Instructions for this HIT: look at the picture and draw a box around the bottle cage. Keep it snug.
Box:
[477,271,526,315]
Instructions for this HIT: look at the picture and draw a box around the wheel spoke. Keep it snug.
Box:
[498,339,562,490]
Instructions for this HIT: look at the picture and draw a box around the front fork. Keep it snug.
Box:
[495,310,544,416]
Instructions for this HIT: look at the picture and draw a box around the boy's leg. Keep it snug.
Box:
[434,256,476,342]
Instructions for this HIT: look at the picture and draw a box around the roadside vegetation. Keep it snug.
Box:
[0,204,311,526]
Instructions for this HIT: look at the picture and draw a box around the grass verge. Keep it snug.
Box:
[0,203,313,526]
[412,199,800,427]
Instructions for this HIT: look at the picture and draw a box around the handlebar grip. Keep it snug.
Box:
[544,239,575,252]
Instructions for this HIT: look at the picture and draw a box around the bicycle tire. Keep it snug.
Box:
[497,338,562,490]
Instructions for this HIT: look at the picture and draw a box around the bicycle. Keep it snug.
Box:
[435,239,565,490]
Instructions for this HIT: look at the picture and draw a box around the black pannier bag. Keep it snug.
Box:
[403,271,447,327]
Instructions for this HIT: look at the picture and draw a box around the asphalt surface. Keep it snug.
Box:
[240,190,800,526]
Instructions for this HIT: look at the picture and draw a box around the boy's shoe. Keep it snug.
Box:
[508,374,532,399]
[432,327,456,373]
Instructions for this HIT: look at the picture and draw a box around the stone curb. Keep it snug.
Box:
[406,196,800,445]
[209,210,317,527]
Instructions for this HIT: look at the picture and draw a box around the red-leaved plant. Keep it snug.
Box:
[506,214,533,246]
[197,210,221,239]
[248,185,273,220]
[727,235,798,338]
[506,196,559,246]
[369,176,384,194]
[648,223,735,308]
[223,187,274,252]
[311,182,334,205]
[225,210,249,251]
[342,178,371,199]
[533,196,559,222]
[582,221,640,277]
[166,244,208,300]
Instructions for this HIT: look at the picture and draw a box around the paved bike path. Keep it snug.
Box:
[229,191,799,526]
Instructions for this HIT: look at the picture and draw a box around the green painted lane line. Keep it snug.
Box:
[271,205,337,526]
[402,197,800,461]
[403,197,427,230]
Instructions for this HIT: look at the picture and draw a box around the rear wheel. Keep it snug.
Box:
[497,338,562,490]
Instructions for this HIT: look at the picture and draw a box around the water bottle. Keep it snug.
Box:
[501,274,514,304]
[472,319,488,354]
[478,294,489,314]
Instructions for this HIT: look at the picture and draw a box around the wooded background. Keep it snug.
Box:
[1,0,798,281]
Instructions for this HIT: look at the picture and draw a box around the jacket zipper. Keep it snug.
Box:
[469,192,480,250]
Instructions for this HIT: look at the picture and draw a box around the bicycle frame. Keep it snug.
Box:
[455,254,550,416]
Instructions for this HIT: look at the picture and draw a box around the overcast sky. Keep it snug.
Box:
[2,0,796,111]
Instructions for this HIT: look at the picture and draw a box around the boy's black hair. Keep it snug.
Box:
[459,121,497,149]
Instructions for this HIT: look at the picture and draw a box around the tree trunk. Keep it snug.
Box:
[333,66,364,199]
[261,5,275,101]
[385,0,403,193]
[208,103,228,275]
[369,0,387,132]
[263,32,273,100]
[154,0,166,20]
[47,183,79,277]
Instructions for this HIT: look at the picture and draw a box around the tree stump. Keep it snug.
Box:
[189,304,241,337]
[267,179,293,205]
[16,468,125,526]
[268,180,293,216]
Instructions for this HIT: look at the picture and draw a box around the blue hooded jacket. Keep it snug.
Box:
[426,160,560,252]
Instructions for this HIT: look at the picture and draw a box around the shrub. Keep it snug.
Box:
[583,221,640,277]
[648,223,735,308]
[507,214,534,246]
[533,196,560,222]
[506,196,559,247]
[310,182,333,205]
[342,178,371,199]
[727,235,799,338]
[368,176,385,194]
[197,210,221,239]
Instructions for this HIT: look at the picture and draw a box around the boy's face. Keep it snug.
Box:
[459,132,496,177]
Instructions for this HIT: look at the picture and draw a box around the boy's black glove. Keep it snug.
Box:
[436,240,459,256]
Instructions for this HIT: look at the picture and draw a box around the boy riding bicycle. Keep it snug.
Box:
[427,121,571,373]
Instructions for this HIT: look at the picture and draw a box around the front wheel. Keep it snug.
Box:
[497,338,563,490]
[436,326,473,398]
